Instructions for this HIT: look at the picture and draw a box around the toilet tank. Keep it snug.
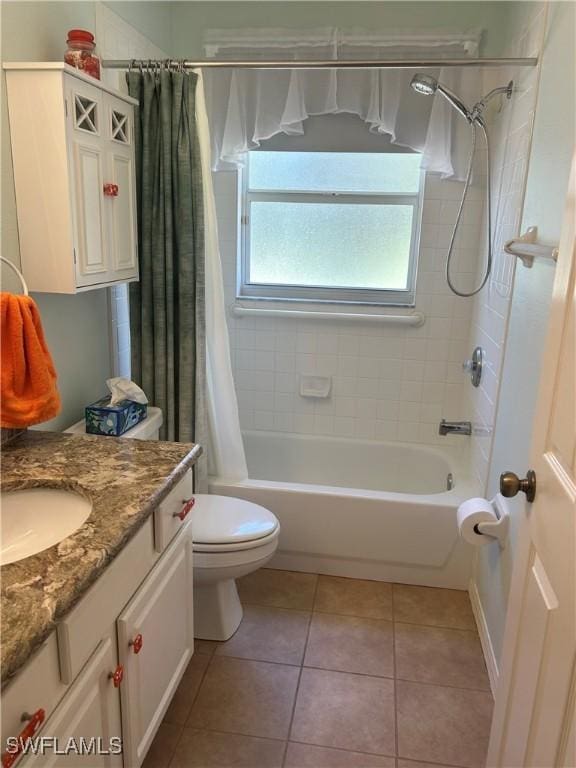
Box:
[65,407,163,440]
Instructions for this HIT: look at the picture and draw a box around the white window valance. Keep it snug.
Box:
[202,27,483,179]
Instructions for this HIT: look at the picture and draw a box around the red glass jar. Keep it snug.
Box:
[64,29,101,80]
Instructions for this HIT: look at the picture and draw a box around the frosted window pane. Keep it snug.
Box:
[249,203,413,290]
[249,151,421,194]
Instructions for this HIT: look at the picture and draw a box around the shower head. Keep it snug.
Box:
[410,73,438,96]
[410,73,471,122]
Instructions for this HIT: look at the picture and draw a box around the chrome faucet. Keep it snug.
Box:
[439,419,472,436]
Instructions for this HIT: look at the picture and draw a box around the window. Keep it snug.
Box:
[239,150,423,306]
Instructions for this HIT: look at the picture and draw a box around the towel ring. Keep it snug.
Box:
[1,256,29,296]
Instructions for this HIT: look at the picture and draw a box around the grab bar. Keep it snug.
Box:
[232,305,425,327]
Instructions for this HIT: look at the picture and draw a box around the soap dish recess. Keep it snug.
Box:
[300,375,331,398]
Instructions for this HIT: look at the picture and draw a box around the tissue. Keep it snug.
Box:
[106,377,148,406]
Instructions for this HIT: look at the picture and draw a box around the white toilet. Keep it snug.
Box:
[191,495,280,641]
[66,411,278,641]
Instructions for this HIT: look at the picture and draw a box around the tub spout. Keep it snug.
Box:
[439,419,472,436]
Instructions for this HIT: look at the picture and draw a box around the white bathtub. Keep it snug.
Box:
[209,431,480,588]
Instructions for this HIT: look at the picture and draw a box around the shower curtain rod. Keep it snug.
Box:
[102,57,538,70]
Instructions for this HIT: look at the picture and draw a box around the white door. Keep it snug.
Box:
[105,94,139,282]
[67,79,111,289]
[486,156,576,766]
[20,635,122,768]
[117,527,194,768]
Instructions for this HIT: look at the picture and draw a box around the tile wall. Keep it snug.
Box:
[215,161,485,448]
[465,3,546,488]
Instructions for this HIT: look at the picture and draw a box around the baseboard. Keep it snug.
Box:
[469,578,499,696]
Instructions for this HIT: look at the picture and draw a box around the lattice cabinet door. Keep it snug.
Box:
[67,78,112,288]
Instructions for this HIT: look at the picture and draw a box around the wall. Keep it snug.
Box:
[471,0,575,679]
[214,111,485,448]
[1,1,168,430]
[170,2,526,59]
[465,4,546,490]
[104,1,172,54]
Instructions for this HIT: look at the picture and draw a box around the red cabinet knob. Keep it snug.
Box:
[109,665,124,688]
[103,183,119,197]
[174,497,195,522]
[129,633,143,654]
[1,709,45,768]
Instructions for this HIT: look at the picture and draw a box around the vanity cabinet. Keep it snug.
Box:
[4,63,139,294]
[117,531,194,767]
[1,472,194,768]
[19,633,123,768]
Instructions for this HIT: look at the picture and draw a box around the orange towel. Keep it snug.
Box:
[1,292,61,428]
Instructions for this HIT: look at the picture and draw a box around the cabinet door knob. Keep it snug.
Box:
[109,665,124,688]
[1,709,46,768]
[174,497,195,521]
[129,633,143,654]
[103,183,119,197]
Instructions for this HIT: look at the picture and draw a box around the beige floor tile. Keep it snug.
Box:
[215,604,310,665]
[314,576,393,619]
[187,656,300,740]
[393,585,476,630]
[285,742,395,767]
[237,569,318,610]
[291,668,396,756]
[304,613,394,677]
[170,729,285,767]
[163,654,210,726]
[397,680,493,768]
[194,639,219,656]
[142,723,181,768]
[395,623,490,690]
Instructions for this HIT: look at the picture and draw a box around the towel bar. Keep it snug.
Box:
[0,256,29,295]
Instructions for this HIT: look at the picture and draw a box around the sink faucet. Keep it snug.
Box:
[439,419,472,436]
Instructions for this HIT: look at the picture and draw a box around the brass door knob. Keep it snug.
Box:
[499,470,536,502]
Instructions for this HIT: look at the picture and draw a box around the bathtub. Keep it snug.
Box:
[209,431,480,589]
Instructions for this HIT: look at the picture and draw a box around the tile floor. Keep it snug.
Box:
[144,570,493,768]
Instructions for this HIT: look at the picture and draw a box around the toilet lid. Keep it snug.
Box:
[191,495,279,545]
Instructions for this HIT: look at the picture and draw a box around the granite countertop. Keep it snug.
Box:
[1,431,202,684]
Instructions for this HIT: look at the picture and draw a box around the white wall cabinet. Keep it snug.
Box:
[4,63,139,294]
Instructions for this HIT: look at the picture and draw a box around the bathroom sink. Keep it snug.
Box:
[1,488,92,566]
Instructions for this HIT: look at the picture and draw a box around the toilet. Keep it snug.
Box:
[66,411,278,641]
[191,495,280,641]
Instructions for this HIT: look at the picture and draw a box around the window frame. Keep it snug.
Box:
[237,150,424,307]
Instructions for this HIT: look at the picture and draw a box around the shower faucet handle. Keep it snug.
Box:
[462,346,483,387]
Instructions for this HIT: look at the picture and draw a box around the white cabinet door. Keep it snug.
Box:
[19,635,122,768]
[117,527,194,768]
[105,94,138,282]
[67,79,111,289]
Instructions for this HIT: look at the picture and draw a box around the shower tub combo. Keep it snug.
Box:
[210,431,479,589]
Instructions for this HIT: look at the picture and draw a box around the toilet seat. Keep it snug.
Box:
[191,495,279,551]
[193,527,280,553]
